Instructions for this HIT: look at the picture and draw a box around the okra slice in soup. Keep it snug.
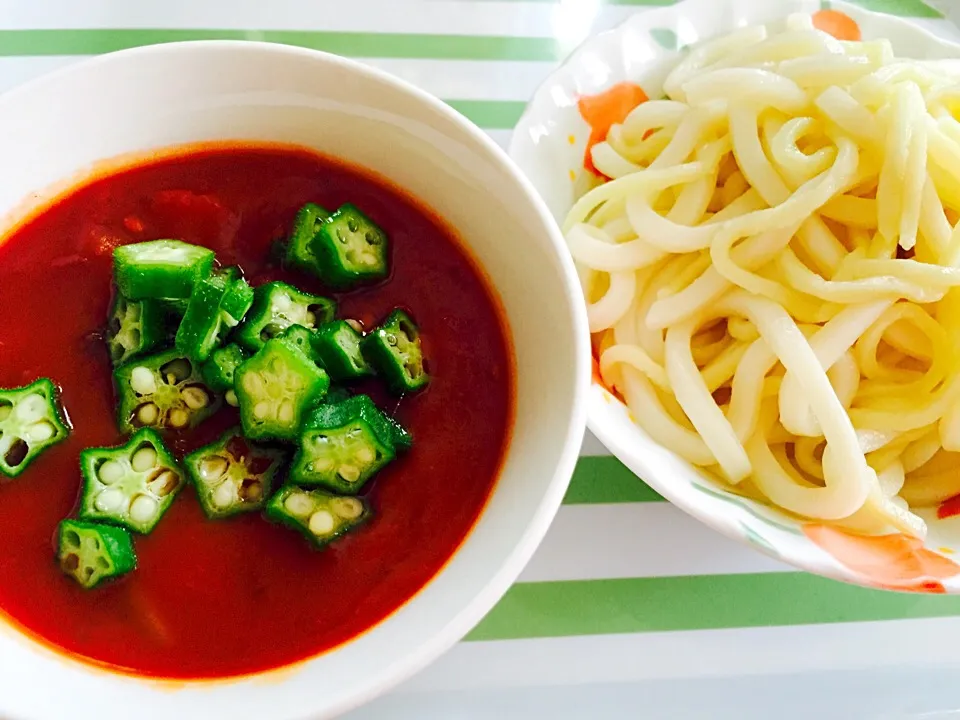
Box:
[266,485,370,549]
[185,430,285,519]
[201,343,248,407]
[285,202,332,274]
[114,349,221,433]
[312,204,389,289]
[290,395,397,493]
[0,378,71,478]
[105,293,171,366]
[175,269,255,363]
[113,239,215,300]
[313,320,373,381]
[57,519,136,589]
[361,309,429,394]
[234,281,336,353]
[277,324,323,365]
[235,338,330,441]
[79,428,185,534]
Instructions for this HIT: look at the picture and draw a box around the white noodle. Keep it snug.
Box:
[562,13,960,537]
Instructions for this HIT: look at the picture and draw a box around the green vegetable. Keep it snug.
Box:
[311,204,389,289]
[201,344,248,392]
[78,427,185,534]
[57,519,136,589]
[324,386,354,405]
[175,268,254,363]
[0,378,70,478]
[285,202,331,273]
[266,485,370,549]
[106,294,172,366]
[234,281,335,353]
[313,320,372,381]
[360,309,429,394]
[277,324,322,364]
[113,240,215,300]
[184,430,285,519]
[289,394,398,493]
[114,349,220,433]
[234,337,330,441]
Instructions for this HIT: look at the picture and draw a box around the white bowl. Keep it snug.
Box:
[0,42,589,720]
[510,0,960,593]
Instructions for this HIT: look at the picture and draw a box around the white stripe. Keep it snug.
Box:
[0,56,549,104]
[350,660,960,719]
[388,618,960,695]
[519,502,789,582]
[361,58,554,100]
[580,430,612,456]
[0,0,649,39]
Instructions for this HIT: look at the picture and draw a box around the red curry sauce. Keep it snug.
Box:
[0,145,513,679]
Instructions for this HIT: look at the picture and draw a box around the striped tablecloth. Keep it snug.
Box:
[4,1,960,717]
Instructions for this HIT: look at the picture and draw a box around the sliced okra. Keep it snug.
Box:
[184,430,285,519]
[113,239,215,300]
[313,320,372,381]
[361,309,429,394]
[234,337,330,441]
[114,349,221,433]
[234,281,335,353]
[105,293,171,366]
[285,202,332,274]
[266,485,370,549]
[78,427,185,534]
[57,519,137,589]
[0,378,70,478]
[290,394,399,493]
[311,204,389,289]
[201,343,248,407]
[175,268,255,363]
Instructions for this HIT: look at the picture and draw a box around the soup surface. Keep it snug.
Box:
[0,145,513,678]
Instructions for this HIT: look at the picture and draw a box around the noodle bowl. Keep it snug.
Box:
[568,12,960,540]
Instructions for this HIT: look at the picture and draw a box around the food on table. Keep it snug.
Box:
[572,12,960,539]
[0,145,511,678]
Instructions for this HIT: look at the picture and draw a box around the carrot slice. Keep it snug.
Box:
[812,9,861,41]
[577,82,648,176]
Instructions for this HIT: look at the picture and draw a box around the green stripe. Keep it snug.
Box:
[0,29,562,62]
[445,100,526,129]
[469,572,960,640]
[563,456,663,504]
[845,0,944,18]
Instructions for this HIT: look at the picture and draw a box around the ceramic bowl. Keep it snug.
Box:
[0,41,590,720]
[510,0,960,592]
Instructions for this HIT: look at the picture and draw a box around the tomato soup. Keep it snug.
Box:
[0,146,513,679]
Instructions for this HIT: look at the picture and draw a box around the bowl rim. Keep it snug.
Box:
[0,38,591,718]
[509,0,960,593]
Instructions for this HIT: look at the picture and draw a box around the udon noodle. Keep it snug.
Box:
[568,13,960,538]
